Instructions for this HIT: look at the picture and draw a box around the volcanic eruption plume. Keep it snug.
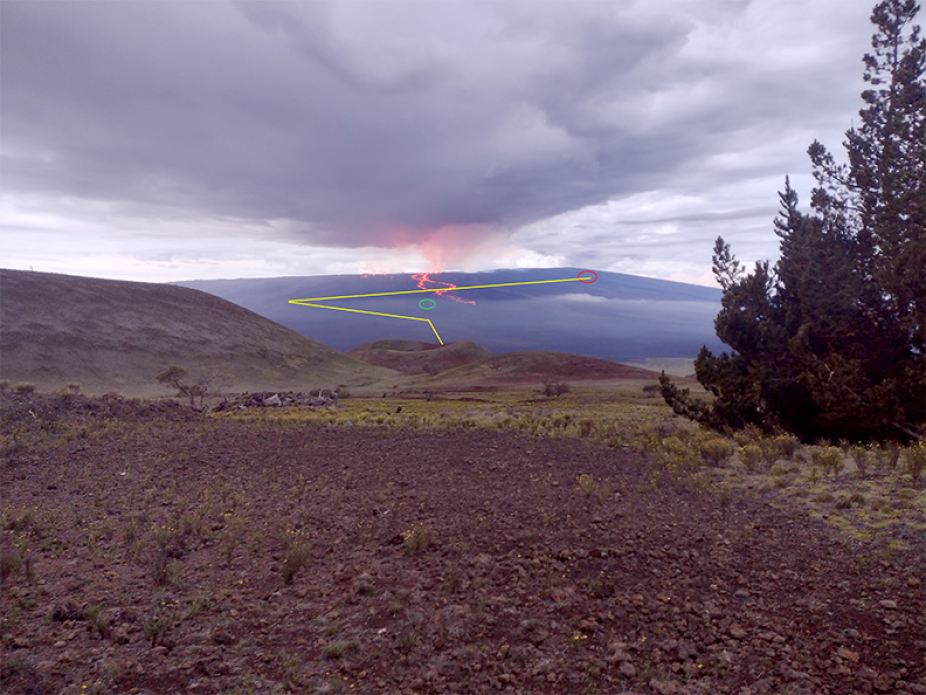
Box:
[399,224,505,305]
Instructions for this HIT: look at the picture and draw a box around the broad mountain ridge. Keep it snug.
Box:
[0,269,669,397]
[178,268,725,363]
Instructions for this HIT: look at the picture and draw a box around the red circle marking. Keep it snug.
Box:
[578,270,597,283]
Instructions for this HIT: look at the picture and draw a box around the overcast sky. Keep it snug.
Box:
[1,0,877,286]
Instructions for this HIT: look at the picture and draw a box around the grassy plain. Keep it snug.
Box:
[217,385,926,547]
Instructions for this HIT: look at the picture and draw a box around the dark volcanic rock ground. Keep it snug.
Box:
[1,395,923,694]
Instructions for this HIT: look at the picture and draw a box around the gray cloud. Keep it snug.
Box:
[1,0,875,268]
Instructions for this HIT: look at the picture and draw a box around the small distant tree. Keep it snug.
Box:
[156,365,187,394]
[57,382,81,403]
[156,365,217,410]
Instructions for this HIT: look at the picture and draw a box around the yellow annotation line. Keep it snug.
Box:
[289,276,583,303]
[288,275,592,345]
[287,302,445,344]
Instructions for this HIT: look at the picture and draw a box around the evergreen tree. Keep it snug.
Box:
[661,0,925,442]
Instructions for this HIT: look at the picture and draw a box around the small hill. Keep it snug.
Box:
[402,350,660,391]
[0,269,398,396]
[348,339,494,374]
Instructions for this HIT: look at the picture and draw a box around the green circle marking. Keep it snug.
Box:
[418,299,437,310]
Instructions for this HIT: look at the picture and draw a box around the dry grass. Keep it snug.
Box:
[2,389,923,694]
[211,388,926,543]
[212,387,669,449]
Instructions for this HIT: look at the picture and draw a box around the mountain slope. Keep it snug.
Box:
[177,268,726,362]
[0,269,397,396]
[401,350,660,392]
[348,340,494,374]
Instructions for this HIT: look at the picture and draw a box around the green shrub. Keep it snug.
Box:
[738,444,763,473]
[811,446,844,478]
[144,611,175,648]
[13,382,35,395]
[770,434,800,458]
[575,474,597,497]
[153,550,182,587]
[84,602,108,638]
[733,424,765,447]
[902,443,926,485]
[699,436,734,466]
[576,418,597,438]
[849,446,870,478]
[650,436,699,482]
[401,523,434,554]
[282,542,311,585]
[396,630,419,654]
[869,441,901,473]
[323,640,358,659]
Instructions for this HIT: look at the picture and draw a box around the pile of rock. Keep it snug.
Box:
[212,389,339,412]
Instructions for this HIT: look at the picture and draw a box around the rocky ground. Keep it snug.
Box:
[1,393,924,694]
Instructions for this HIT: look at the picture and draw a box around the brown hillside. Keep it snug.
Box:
[0,269,397,396]
[403,350,660,391]
[348,339,495,374]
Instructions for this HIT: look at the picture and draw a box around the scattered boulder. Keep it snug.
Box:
[729,624,748,640]
[649,680,679,695]
[212,389,340,412]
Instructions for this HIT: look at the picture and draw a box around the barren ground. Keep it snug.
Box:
[1,393,924,695]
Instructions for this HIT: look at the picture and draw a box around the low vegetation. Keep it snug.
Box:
[1,386,923,694]
[207,389,926,566]
[156,365,219,411]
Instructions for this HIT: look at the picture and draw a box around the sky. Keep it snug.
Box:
[1,0,877,287]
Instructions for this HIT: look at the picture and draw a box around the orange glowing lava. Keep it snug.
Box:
[411,272,475,305]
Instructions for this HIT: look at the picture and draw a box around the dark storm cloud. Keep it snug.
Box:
[1,0,871,250]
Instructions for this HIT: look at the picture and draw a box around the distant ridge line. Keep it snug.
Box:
[288,271,598,345]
